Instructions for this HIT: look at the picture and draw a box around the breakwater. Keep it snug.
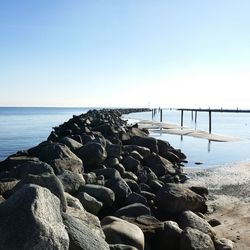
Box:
[0,109,232,249]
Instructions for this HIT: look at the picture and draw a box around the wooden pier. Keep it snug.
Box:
[177,108,250,133]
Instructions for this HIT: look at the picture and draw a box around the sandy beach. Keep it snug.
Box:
[184,163,250,249]
[138,120,241,142]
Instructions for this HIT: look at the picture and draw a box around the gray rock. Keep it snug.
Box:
[214,238,233,250]
[154,184,206,216]
[76,142,107,168]
[75,192,103,215]
[121,171,138,181]
[57,170,85,194]
[106,176,132,205]
[122,156,140,172]
[124,179,140,193]
[58,136,83,152]
[178,210,216,239]
[9,160,54,179]
[109,244,138,250]
[123,145,151,157]
[125,192,147,205]
[101,216,144,250]
[93,167,121,180]
[0,195,5,204]
[180,227,215,250]
[63,212,109,250]
[65,192,84,210]
[79,184,115,208]
[0,179,19,196]
[106,144,122,159]
[10,173,67,212]
[127,136,159,153]
[114,203,151,217]
[0,184,69,250]
[143,153,176,176]
[30,142,83,174]
[130,151,143,162]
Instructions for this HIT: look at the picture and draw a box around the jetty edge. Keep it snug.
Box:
[0,108,233,250]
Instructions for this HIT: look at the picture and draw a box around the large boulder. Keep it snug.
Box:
[154,183,206,217]
[9,173,67,212]
[28,142,83,174]
[76,142,107,169]
[180,227,215,250]
[101,216,144,250]
[0,184,69,250]
[58,136,83,152]
[63,213,109,250]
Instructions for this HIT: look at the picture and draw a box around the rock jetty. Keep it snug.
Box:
[0,109,233,249]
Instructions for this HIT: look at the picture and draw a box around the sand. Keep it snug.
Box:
[138,120,241,142]
[184,163,250,249]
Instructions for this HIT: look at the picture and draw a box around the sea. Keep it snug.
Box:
[1,107,250,168]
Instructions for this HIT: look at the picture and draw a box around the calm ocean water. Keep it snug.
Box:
[1,107,250,167]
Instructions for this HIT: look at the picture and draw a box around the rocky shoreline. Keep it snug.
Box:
[0,109,233,249]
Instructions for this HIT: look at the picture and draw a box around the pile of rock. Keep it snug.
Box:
[0,109,233,249]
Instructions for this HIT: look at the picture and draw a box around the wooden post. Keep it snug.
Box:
[160,109,162,122]
[152,109,154,120]
[191,111,193,120]
[181,110,184,127]
[209,110,212,133]
[195,111,197,123]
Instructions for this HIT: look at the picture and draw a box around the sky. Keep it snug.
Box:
[0,0,250,108]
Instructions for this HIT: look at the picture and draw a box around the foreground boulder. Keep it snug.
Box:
[101,216,144,250]
[0,184,69,250]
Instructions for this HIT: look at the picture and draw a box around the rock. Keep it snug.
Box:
[214,238,234,250]
[101,216,144,250]
[83,172,105,185]
[143,153,176,176]
[9,173,67,212]
[106,176,132,205]
[154,184,206,217]
[0,179,19,196]
[0,154,39,172]
[114,203,151,217]
[0,184,69,250]
[125,136,159,153]
[121,171,138,182]
[79,184,115,208]
[75,192,103,215]
[125,192,147,205]
[122,156,140,172]
[123,145,151,157]
[0,195,5,204]
[29,142,83,174]
[178,210,216,239]
[208,218,222,227]
[65,192,84,210]
[104,157,120,167]
[63,212,109,250]
[57,169,85,194]
[190,186,209,197]
[106,144,122,159]
[130,151,143,162]
[76,142,107,169]
[124,179,140,193]
[58,136,83,152]
[109,244,138,250]
[93,167,121,180]
[180,227,215,250]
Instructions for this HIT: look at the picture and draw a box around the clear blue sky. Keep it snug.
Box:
[1,0,250,108]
